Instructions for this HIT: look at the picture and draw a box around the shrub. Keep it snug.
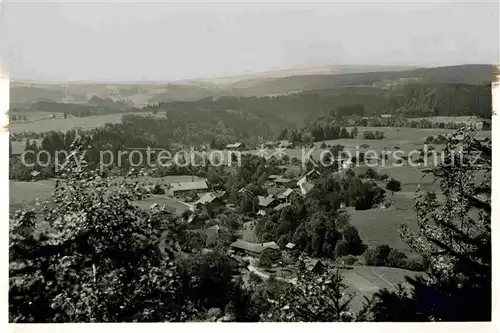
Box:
[386,178,402,194]
[339,255,356,265]
[364,244,391,266]
[334,240,350,257]
[259,248,281,268]
[151,184,165,194]
[387,248,408,268]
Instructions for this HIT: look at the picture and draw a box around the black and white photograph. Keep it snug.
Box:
[1,0,497,326]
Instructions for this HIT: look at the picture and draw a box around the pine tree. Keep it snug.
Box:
[367,127,491,321]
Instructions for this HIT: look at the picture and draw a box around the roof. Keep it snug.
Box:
[230,239,279,253]
[306,169,322,177]
[267,187,286,197]
[285,242,296,249]
[305,259,323,271]
[268,175,282,180]
[278,140,292,147]
[274,202,291,211]
[257,209,266,216]
[274,177,293,183]
[279,188,294,198]
[226,142,243,149]
[262,241,279,250]
[214,190,227,197]
[298,181,315,195]
[170,180,208,192]
[230,240,266,253]
[194,192,223,205]
[258,196,275,207]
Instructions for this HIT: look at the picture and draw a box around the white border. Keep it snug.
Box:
[2,3,499,333]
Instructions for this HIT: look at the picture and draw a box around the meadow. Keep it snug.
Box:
[9,175,204,216]
[9,113,125,133]
[8,111,160,134]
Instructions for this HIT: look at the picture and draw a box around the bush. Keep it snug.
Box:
[151,184,165,194]
[259,248,281,268]
[339,255,356,265]
[403,258,426,271]
[364,244,391,266]
[334,240,350,257]
[386,248,408,268]
[386,178,402,194]
[364,168,377,180]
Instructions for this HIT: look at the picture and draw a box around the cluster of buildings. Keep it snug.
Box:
[222,140,294,152]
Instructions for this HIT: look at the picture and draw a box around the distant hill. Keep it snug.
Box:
[182,64,416,86]
[226,64,494,97]
[10,64,494,105]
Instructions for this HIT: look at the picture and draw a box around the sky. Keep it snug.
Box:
[1,1,498,82]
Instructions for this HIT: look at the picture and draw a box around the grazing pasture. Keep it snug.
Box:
[341,265,426,312]
[9,113,125,133]
[8,111,168,134]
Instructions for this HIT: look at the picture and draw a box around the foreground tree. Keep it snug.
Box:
[385,178,401,195]
[261,263,355,322]
[9,138,193,322]
[365,127,491,321]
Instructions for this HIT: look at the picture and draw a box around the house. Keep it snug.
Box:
[264,141,278,148]
[169,180,209,196]
[257,209,267,216]
[304,259,324,273]
[273,177,296,188]
[186,213,204,228]
[277,188,295,201]
[257,196,276,209]
[297,176,315,196]
[285,242,296,250]
[296,169,322,196]
[230,239,278,255]
[305,169,322,180]
[193,192,225,214]
[268,187,296,201]
[267,187,286,197]
[214,190,228,200]
[225,142,245,151]
[262,241,279,250]
[277,140,292,148]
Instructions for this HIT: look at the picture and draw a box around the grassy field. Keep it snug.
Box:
[9,113,125,133]
[245,127,490,161]
[8,111,165,134]
[10,111,66,122]
[407,116,482,124]
[340,265,426,312]
[347,163,441,255]
[9,175,203,215]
